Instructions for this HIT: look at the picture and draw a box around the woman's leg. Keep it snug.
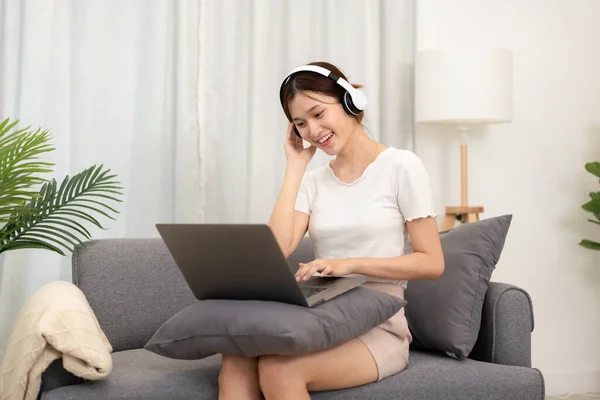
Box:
[257,338,379,400]
[218,355,262,400]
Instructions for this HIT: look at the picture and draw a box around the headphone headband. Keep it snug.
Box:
[279,65,367,115]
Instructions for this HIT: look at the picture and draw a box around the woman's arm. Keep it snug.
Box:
[350,217,444,280]
[269,123,316,258]
[295,217,444,281]
[268,161,310,258]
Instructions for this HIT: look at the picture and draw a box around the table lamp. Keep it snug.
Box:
[415,47,513,230]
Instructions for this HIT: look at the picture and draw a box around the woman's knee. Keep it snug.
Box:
[219,355,260,387]
[258,355,304,394]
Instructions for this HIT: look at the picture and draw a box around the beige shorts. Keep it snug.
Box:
[356,281,412,381]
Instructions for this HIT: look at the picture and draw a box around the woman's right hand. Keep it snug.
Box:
[284,122,316,166]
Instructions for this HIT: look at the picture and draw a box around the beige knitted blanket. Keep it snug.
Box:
[0,280,112,400]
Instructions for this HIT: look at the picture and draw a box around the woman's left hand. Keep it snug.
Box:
[295,258,354,281]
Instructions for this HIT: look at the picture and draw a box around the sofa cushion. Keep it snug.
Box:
[41,350,220,400]
[144,287,406,359]
[41,348,544,400]
[404,215,512,359]
[72,239,197,352]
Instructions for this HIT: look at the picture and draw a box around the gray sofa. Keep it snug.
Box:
[39,237,545,399]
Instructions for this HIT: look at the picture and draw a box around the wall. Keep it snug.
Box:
[416,0,600,395]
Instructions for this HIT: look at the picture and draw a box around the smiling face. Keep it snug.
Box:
[288,91,358,156]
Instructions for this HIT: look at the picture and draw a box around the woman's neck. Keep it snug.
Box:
[332,126,385,171]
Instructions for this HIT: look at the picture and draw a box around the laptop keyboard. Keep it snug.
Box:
[300,286,328,298]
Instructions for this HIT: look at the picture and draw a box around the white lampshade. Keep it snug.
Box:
[415,47,513,124]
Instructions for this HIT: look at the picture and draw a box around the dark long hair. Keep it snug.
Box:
[280,61,364,126]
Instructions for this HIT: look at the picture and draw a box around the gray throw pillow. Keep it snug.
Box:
[404,214,512,358]
[144,287,406,360]
[286,236,316,271]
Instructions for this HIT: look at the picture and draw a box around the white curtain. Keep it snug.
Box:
[198,0,416,224]
[0,0,201,358]
[0,0,415,359]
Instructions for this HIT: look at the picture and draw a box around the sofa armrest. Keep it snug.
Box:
[469,282,535,367]
[38,359,84,396]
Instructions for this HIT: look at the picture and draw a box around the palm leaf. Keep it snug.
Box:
[0,118,55,224]
[0,164,124,255]
[0,240,66,254]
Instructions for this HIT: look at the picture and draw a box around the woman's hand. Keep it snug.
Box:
[284,122,316,166]
[295,258,355,281]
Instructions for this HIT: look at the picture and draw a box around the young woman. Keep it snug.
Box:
[218,61,444,400]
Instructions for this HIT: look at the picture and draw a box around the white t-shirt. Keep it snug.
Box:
[294,147,437,288]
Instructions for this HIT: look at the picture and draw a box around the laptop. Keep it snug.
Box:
[155,223,367,308]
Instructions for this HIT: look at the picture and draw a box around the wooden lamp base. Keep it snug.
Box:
[440,128,484,231]
[441,206,484,231]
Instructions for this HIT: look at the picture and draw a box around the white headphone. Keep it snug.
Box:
[279,65,368,117]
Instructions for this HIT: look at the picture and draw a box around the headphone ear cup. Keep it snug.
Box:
[343,92,362,115]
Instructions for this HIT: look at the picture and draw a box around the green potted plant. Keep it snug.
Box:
[580,161,600,251]
[0,117,123,255]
